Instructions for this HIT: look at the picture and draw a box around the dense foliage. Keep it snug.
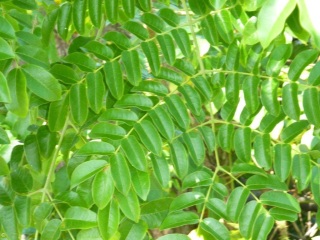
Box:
[1,0,320,239]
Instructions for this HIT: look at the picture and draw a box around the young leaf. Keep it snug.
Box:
[64,207,97,229]
[282,83,300,120]
[70,83,88,125]
[121,136,148,172]
[261,78,280,116]
[141,41,161,75]
[115,188,140,222]
[92,168,114,209]
[157,34,176,65]
[70,160,107,188]
[274,144,292,182]
[303,87,320,127]
[288,49,318,81]
[165,94,190,131]
[170,140,189,179]
[234,127,251,162]
[150,154,170,188]
[73,0,87,34]
[254,133,272,170]
[86,71,105,114]
[110,153,131,195]
[226,187,250,222]
[257,0,296,48]
[292,154,311,192]
[260,191,300,213]
[134,120,162,156]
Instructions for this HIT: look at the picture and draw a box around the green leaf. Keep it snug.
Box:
[119,220,148,240]
[34,202,53,228]
[174,59,195,76]
[130,168,150,201]
[50,64,81,84]
[269,207,298,222]
[260,191,301,213]
[132,80,168,96]
[0,16,15,39]
[160,211,199,230]
[247,174,288,191]
[266,44,292,76]
[57,2,72,40]
[16,45,47,67]
[150,154,170,188]
[259,110,286,133]
[92,168,114,209]
[199,126,216,153]
[86,71,105,114]
[234,127,251,162]
[257,0,296,48]
[214,9,234,43]
[114,94,154,110]
[0,206,19,240]
[76,141,115,156]
[122,50,142,86]
[280,120,309,143]
[274,144,292,182]
[0,127,10,144]
[170,192,205,212]
[48,94,69,132]
[157,34,176,65]
[73,0,87,34]
[70,160,107,188]
[251,213,274,240]
[141,41,161,75]
[199,218,230,240]
[141,13,166,33]
[0,157,9,176]
[22,64,62,101]
[23,135,41,171]
[64,52,96,72]
[104,61,124,100]
[218,124,234,153]
[36,125,57,159]
[311,166,320,206]
[226,187,250,222]
[42,9,58,46]
[149,105,175,140]
[239,201,261,239]
[182,170,212,190]
[105,0,118,23]
[225,74,240,104]
[82,41,114,61]
[0,37,15,60]
[123,0,135,18]
[171,28,191,58]
[134,120,162,155]
[103,31,131,50]
[121,136,147,172]
[261,78,280,116]
[254,133,272,170]
[183,131,205,166]
[70,83,88,125]
[123,21,149,40]
[159,8,180,27]
[288,49,318,81]
[231,163,267,176]
[88,0,102,28]
[156,67,183,85]
[188,0,209,15]
[41,219,61,240]
[137,0,152,12]
[11,167,33,194]
[297,0,320,49]
[303,87,320,127]
[0,72,11,103]
[170,140,189,178]
[243,76,260,114]
[201,15,218,45]
[115,188,140,222]
[89,122,126,139]
[5,70,29,117]
[179,85,202,116]
[192,76,212,102]
[14,195,31,227]
[12,0,37,9]
[77,228,103,240]
[99,108,139,124]
[158,234,190,240]
[309,61,320,86]
[0,177,14,206]
[110,153,131,195]
[165,94,190,131]
[292,154,311,192]
[98,200,119,240]
[282,83,300,120]
[64,207,97,229]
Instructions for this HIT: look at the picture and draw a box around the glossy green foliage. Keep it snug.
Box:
[0,1,320,239]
